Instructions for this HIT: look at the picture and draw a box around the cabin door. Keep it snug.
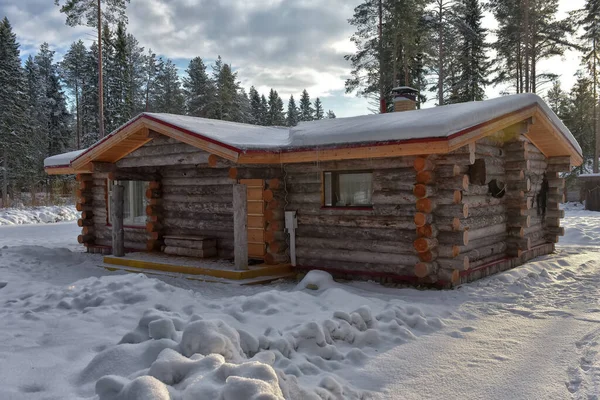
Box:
[240,179,266,259]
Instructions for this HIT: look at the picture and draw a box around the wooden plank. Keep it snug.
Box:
[248,243,266,258]
[240,178,264,188]
[248,229,265,243]
[248,201,265,215]
[233,184,249,270]
[248,215,265,228]
[247,188,264,201]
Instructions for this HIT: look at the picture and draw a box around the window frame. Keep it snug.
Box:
[107,179,149,228]
[322,170,374,209]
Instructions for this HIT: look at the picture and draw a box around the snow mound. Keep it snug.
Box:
[295,270,336,291]
[83,275,446,399]
[0,205,78,226]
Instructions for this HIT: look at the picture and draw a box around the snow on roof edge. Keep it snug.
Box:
[44,149,87,168]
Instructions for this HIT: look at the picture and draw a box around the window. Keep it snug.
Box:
[108,180,149,226]
[323,171,373,207]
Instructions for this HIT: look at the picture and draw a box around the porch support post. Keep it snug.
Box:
[111,183,125,257]
[233,183,248,270]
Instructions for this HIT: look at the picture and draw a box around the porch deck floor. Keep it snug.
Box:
[103,252,291,281]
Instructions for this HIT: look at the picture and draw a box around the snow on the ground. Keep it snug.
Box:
[0,205,78,226]
[2,206,600,399]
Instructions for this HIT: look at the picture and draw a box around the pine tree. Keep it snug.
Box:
[314,98,324,120]
[286,95,299,126]
[213,60,241,121]
[143,49,157,112]
[183,57,215,117]
[260,94,269,126]
[488,0,573,94]
[81,43,100,146]
[0,17,29,204]
[450,0,489,103]
[237,88,251,123]
[576,0,600,171]
[346,0,430,111]
[267,89,285,126]
[151,58,185,114]
[546,80,569,119]
[249,86,263,125]
[23,56,47,189]
[327,110,337,119]
[56,0,131,137]
[299,89,314,121]
[61,40,87,148]
[564,73,596,170]
[125,33,146,117]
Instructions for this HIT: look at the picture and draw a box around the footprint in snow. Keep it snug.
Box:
[0,282,7,289]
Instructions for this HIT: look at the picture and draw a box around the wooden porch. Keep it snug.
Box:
[101,252,293,285]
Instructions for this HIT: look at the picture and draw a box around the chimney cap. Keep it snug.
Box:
[391,86,418,95]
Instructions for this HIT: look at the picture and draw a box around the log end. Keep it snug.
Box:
[416,170,434,184]
[453,190,462,204]
[414,212,428,228]
[268,178,281,190]
[208,154,219,167]
[416,224,434,238]
[452,217,461,231]
[228,167,238,180]
[416,198,434,213]
[263,189,274,202]
[462,204,469,219]
[462,231,469,246]
[418,250,436,263]
[414,157,433,172]
[415,262,436,278]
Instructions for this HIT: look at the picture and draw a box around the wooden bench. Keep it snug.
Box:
[162,235,217,258]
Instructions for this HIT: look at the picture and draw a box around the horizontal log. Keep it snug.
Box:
[296,225,416,242]
[162,184,233,196]
[437,175,469,191]
[295,236,416,255]
[415,262,438,278]
[504,141,539,152]
[464,185,489,196]
[545,226,565,236]
[475,143,504,158]
[372,191,417,205]
[267,241,287,254]
[163,246,217,258]
[109,170,160,181]
[438,245,460,258]
[465,242,507,262]
[547,156,571,164]
[437,214,507,232]
[437,268,460,285]
[76,174,93,182]
[159,167,230,179]
[505,170,525,181]
[228,168,283,181]
[286,192,320,204]
[416,170,435,184]
[505,160,530,171]
[128,142,204,158]
[162,193,232,204]
[295,247,420,265]
[285,158,416,173]
[469,254,506,270]
[435,165,468,178]
[161,201,233,215]
[506,237,531,252]
[161,227,233,240]
[161,177,235,186]
[296,257,414,275]
[78,234,94,243]
[545,209,565,219]
[437,257,469,271]
[297,214,415,230]
[438,231,469,246]
[467,205,506,218]
[418,249,438,262]
[163,237,217,250]
[117,152,212,168]
[508,215,531,228]
[77,219,94,227]
[373,169,417,191]
[264,252,289,265]
[435,203,469,218]
[507,179,531,192]
[162,217,233,231]
[285,172,323,185]
[467,223,506,242]
[459,234,508,255]
[436,153,475,166]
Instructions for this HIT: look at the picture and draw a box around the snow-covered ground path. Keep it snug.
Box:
[1,206,600,399]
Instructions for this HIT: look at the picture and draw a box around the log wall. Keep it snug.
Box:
[286,157,419,280]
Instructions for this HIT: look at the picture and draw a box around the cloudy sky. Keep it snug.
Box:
[0,0,587,118]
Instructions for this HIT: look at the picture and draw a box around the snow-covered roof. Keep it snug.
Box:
[143,94,581,154]
[44,149,86,168]
[579,173,600,179]
[144,113,289,150]
[44,93,583,171]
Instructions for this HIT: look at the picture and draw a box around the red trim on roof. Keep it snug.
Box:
[45,164,71,169]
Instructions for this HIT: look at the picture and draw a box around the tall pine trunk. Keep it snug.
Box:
[594,37,599,173]
[378,0,385,113]
[523,0,530,92]
[438,1,444,105]
[97,0,105,138]
[76,79,81,149]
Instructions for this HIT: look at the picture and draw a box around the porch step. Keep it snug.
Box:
[99,263,295,285]
[103,255,291,281]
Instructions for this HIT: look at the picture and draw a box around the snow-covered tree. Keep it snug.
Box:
[151,58,184,114]
[249,86,263,125]
[260,94,269,126]
[314,97,324,120]
[299,89,314,121]
[327,110,337,119]
[267,89,285,126]
[286,95,299,126]
[61,40,87,148]
[183,57,215,117]
[212,59,241,121]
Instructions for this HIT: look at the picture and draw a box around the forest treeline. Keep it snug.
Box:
[0,17,334,197]
[2,0,600,198]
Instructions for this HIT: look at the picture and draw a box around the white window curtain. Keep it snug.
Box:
[337,173,372,206]
[109,180,148,226]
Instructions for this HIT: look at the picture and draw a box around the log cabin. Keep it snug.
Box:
[44,90,583,287]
